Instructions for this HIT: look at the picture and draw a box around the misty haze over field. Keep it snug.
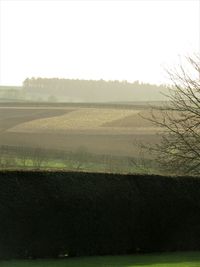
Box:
[0,0,198,87]
[0,79,170,103]
[0,0,199,173]
[1,1,200,265]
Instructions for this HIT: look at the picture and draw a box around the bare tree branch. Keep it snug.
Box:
[145,54,200,175]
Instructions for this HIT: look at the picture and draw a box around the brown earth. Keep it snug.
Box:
[102,110,155,128]
[0,132,159,157]
[0,104,161,157]
[0,108,73,132]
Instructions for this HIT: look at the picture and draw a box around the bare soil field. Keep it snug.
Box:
[0,108,73,132]
[102,110,155,128]
[0,132,159,157]
[0,103,161,157]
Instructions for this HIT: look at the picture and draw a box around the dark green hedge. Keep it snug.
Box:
[0,171,200,259]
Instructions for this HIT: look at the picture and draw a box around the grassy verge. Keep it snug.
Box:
[0,156,157,174]
[1,252,200,267]
[0,145,160,174]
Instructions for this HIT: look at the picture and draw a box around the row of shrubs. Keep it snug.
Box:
[0,170,200,259]
[0,145,156,173]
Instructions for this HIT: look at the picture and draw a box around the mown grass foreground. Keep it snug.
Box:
[1,252,200,267]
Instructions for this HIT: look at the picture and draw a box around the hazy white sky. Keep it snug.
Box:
[0,0,199,85]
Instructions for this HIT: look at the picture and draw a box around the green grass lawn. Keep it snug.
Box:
[1,252,200,267]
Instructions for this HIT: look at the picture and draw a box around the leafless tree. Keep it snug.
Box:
[146,54,200,175]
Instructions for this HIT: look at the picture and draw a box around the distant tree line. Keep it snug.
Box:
[23,77,167,90]
[0,79,169,102]
[23,77,169,102]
